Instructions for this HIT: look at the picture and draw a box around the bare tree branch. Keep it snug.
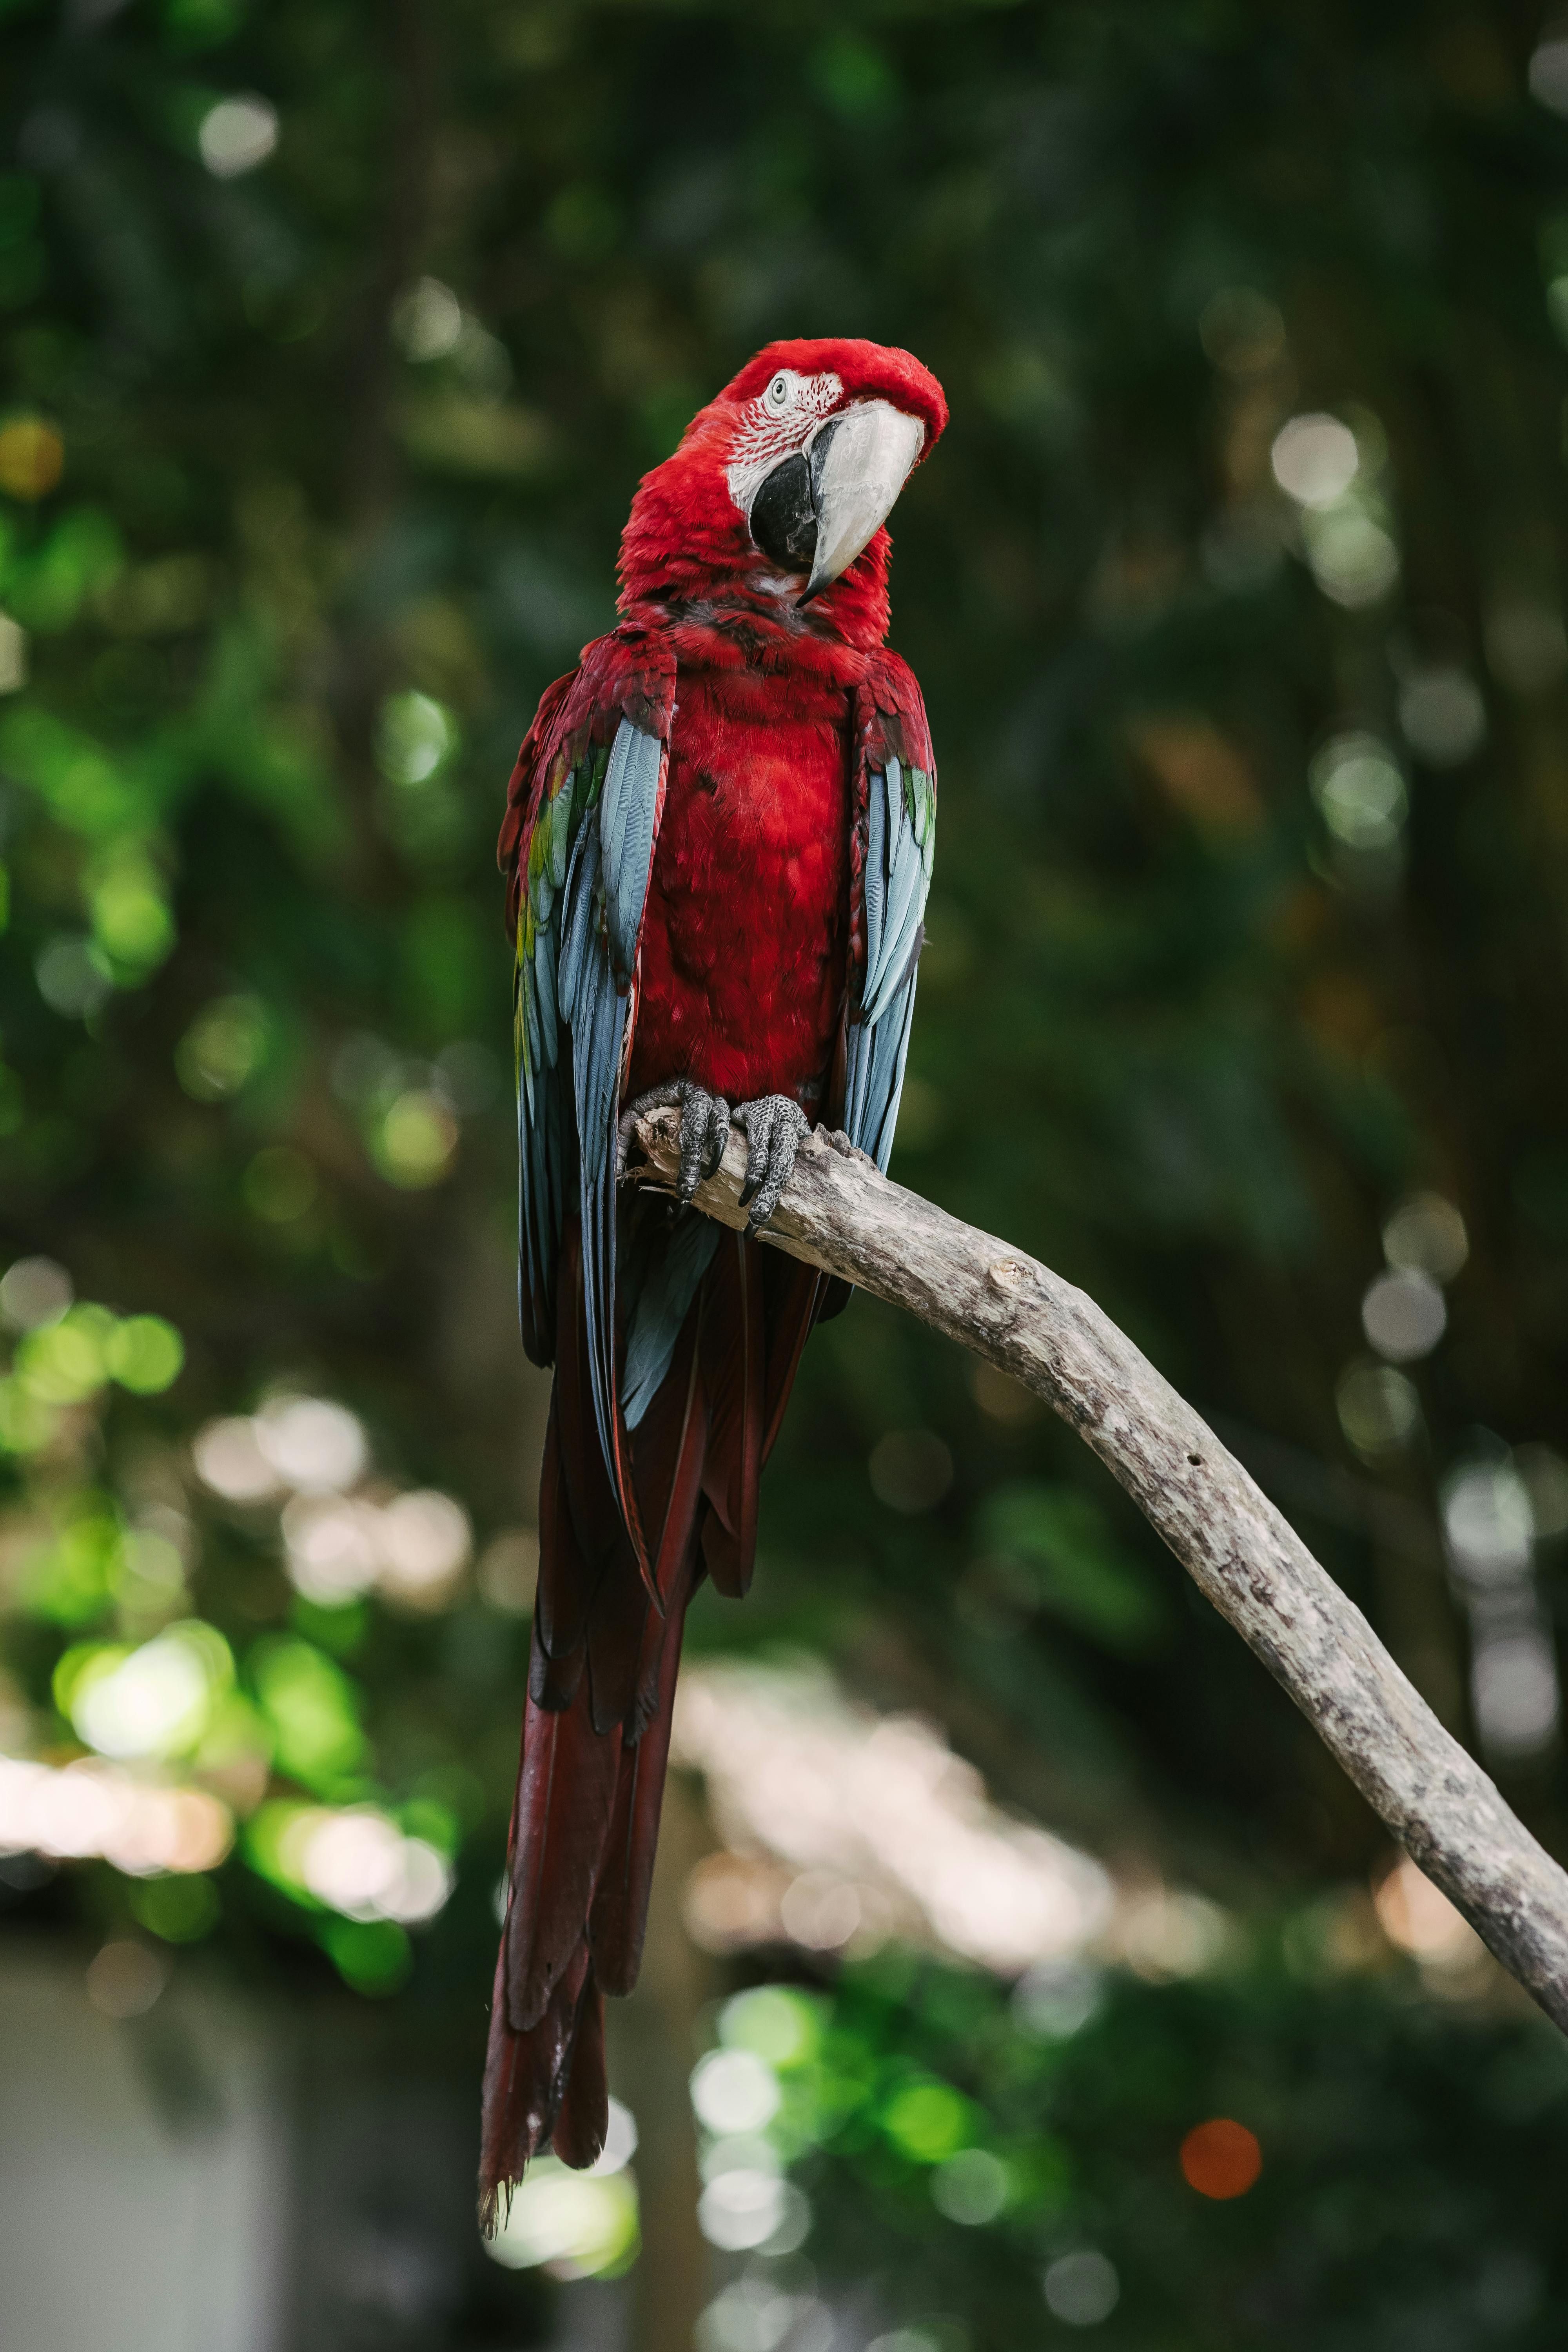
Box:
[625,1106,1568,2033]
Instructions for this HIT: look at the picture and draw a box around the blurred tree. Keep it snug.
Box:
[4,0,1568,2342]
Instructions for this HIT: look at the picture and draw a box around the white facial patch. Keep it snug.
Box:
[725,370,842,517]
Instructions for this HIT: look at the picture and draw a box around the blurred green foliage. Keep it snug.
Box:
[712,1954,1568,2349]
[2,0,1568,2340]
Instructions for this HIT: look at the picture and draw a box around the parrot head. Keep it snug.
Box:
[618,338,946,642]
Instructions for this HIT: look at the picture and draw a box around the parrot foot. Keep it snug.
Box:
[617,1080,731,1204]
[735,1095,810,1228]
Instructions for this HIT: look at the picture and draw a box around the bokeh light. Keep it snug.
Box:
[1178,2118,1261,2200]
[1270,414,1359,508]
[1309,735,1406,852]
[930,2148,1009,2226]
[255,1397,368,1494]
[65,1622,230,1762]
[1303,508,1399,608]
[1381,1192,1468,1283]
[0,1256,71,1332]
[1529,33,1568,114]
[691,2048,781,2136]
[697,2171,793,2254]
[198,95,279,178]
[281,1495,381,1602]
[1443,1463,1533,1586]
[393,278,465,361]
[35,935,113,1018]
[1472,1630,1560,1759]
[673,1661,1112,1974]
[0,416,64,501]
[175,995,269,1102]
[0,612,25,692]
[373,1089,459,1187]
[1042,2250,1120,2325]
[1361,1269,1445,1363]
[476,1528,539,1613]
[0,1755,232,1875]
[106,1316,183,1394]
[287,1807,453,1924]
[376,690,458,786]
[85,1939,169,2019]
[699,2272,826,2352]
[193,1416,282,1503]
[1335,1360,1421,1459]
[1397,668,1486,768]
[376,1490,472,1606]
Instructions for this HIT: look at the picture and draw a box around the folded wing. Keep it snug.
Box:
[844,653,936,1169]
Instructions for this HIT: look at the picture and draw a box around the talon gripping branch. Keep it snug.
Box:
[484,339,946,2220]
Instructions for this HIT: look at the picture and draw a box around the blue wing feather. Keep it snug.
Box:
[534,922,558,1066]
[604,729,662,977]
[558,815,601,1018]
[575,946,623,1187]
[597,725,636,880]
[517,712,667,1494]
[847,740,933,1172]
[621,1212,722,1429]
[865,968,918,1170]
[865,764,927,1023]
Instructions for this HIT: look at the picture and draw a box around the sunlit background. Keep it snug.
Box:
[4,2,1568,2347]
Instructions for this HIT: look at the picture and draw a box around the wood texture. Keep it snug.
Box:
[624,1107,1568,2033]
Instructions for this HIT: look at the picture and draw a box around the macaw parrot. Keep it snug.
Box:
[481,336,946,2223]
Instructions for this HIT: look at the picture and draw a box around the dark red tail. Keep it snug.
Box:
[478,1216,823,2228]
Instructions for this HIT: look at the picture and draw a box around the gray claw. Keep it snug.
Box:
[737,1096,809,1228]
[677,1083,730,1205]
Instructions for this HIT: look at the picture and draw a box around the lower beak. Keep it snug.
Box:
[746,399,926,601]
[802,400,926,600]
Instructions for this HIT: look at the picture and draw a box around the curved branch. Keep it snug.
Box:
[624,1106,1568,2033]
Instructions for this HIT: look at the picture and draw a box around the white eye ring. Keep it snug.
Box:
[762,371,795,415]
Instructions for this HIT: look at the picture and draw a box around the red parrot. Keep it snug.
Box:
[481,337,946,2223]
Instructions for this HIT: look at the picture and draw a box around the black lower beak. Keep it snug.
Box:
[746,409,913,602]
[748,450,818,575]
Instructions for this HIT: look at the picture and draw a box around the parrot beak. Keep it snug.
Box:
[800,400,926,601]
[746,399,926,600]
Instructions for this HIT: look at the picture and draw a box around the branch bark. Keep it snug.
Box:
[625,1107,1568,2034]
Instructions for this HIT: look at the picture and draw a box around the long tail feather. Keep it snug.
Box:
[504,1677,623,2032]
[550,1971,608,2168]
[590,1558,695,1995]
[699,1234,766,1597]
[479,1207,825,2230]
[479,1933,591,2230]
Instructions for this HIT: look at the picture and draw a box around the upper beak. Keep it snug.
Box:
[801,400,926,600]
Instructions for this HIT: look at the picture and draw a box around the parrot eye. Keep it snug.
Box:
[762,370,797,416]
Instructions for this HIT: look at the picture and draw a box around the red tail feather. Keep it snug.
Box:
[550,1971,608,2168]
[699,1234,768,1597]
[477,1226,819,2228]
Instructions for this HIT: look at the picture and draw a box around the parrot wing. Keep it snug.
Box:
[500,625,676,1578]
[844,651,936,1168]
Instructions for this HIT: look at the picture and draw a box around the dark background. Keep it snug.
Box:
[2,2,1568,2347]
